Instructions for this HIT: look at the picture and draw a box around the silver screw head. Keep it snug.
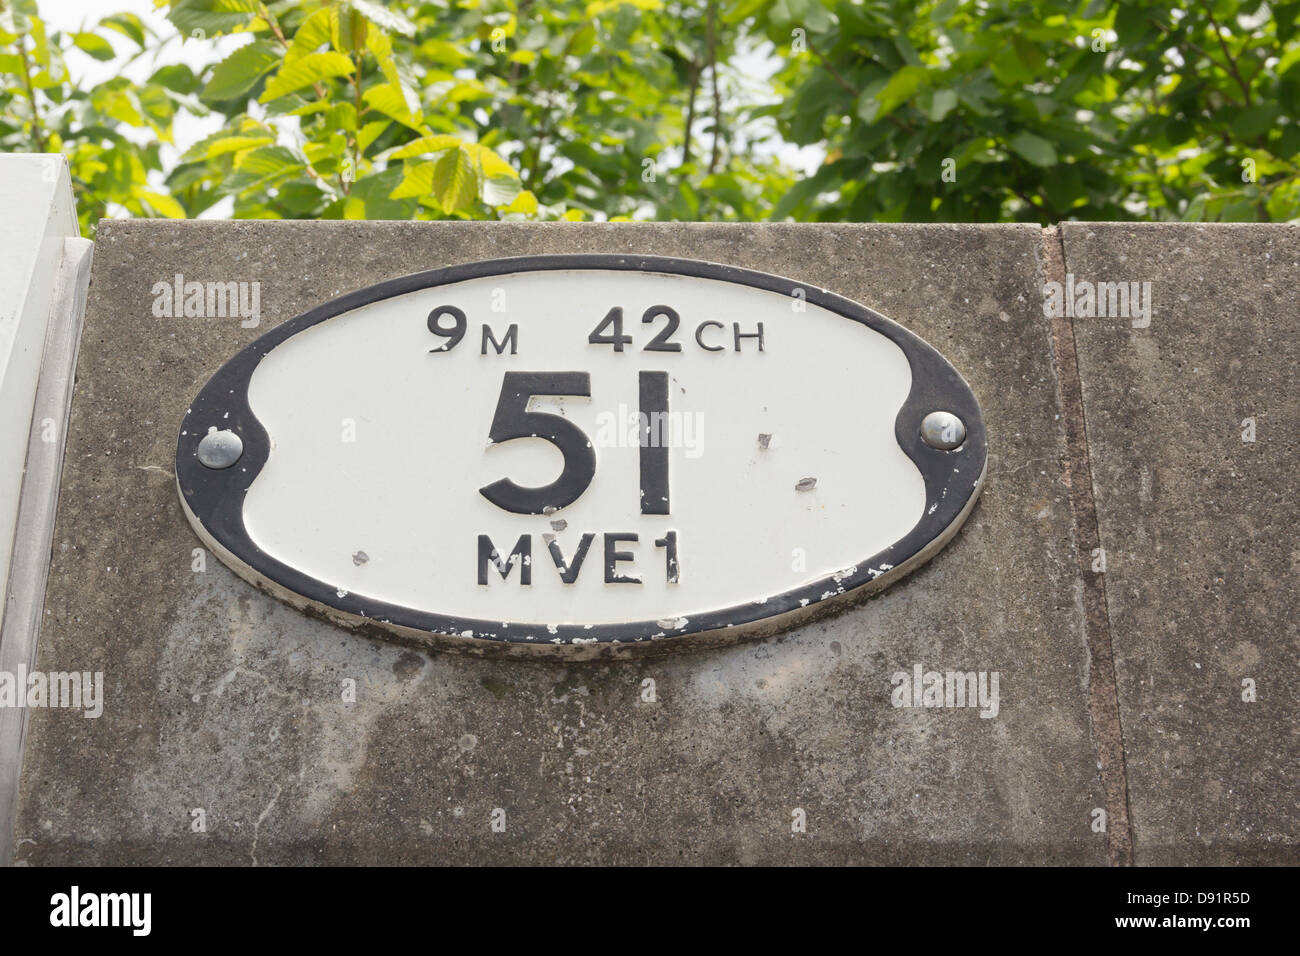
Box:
[197,428,243,469]
[920,411,966,450]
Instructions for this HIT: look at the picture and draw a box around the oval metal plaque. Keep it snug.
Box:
[176,255,987,653]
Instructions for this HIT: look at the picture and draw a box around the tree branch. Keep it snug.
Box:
[681,60,699,168]
[803,36,916,134]
[17,32,46,152]
[1198,0,1252,106]
[1146,14,1244,108]
[707,0,722,174]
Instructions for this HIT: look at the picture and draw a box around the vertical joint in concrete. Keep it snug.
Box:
[1041,225,1135,866]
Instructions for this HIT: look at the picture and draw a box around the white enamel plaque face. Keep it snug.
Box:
[177,255,987,653]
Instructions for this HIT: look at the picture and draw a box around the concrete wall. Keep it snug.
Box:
[7,221,1296,864]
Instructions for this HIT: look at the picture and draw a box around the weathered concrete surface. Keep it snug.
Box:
[1061,223,1300,864]
[14,222,1104,864]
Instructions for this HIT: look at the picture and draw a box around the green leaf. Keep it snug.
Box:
[391,144,518,208]
[1010,35,1045,74]
[343,0,416,37]
[150,64,201,95]
[331,6,367,54]
[500,190,538,215]
[389,134,464,159]
[259,52,355,102]
[853,77,889,124]
[168,0,259,39]
[464,142,521,206]
[871,65,928,120]
[1278,4,1300,45]
[1042,163,1084,211]
[234,145,303,175]
[390,161,434,198]
[1278,44,1300,81]
[927,89,958,122]
[431,145,479,212]
[92,85,145,126]
[99,12,146,46]
[226,145,305,192]
[1008,131,1058,167]
[1182,194,1208,221]
[481,175,522,207]
[287,100,333,117]
[274,180,327,215]
[356,119,391,154]
[181,132,275,163]
[132,186,186,219]
[288,7,333,61]
[202,39,280,102]
[72,32,117,61]
[770,164,838,219]
[1220,199,1258,222]
[363,82,423,129]
[352,166,416,218]
[991,45,1035,86]
[1231,105,1281,141]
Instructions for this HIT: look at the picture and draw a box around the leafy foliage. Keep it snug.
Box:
[166,0,529,221]
[747,0,1300,222]
[0,0,191,230]
[0,0,788,230]
[2,0,1298,229]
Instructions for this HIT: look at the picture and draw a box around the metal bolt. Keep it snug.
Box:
[197,428,243,469]
[920,411,966,450]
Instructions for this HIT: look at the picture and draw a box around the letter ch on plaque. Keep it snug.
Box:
[175,255,987,651]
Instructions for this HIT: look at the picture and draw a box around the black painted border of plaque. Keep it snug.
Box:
[176,254,988,648]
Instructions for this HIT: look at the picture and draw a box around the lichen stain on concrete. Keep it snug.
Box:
[392,651,424,681]
[479,676,512,698]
